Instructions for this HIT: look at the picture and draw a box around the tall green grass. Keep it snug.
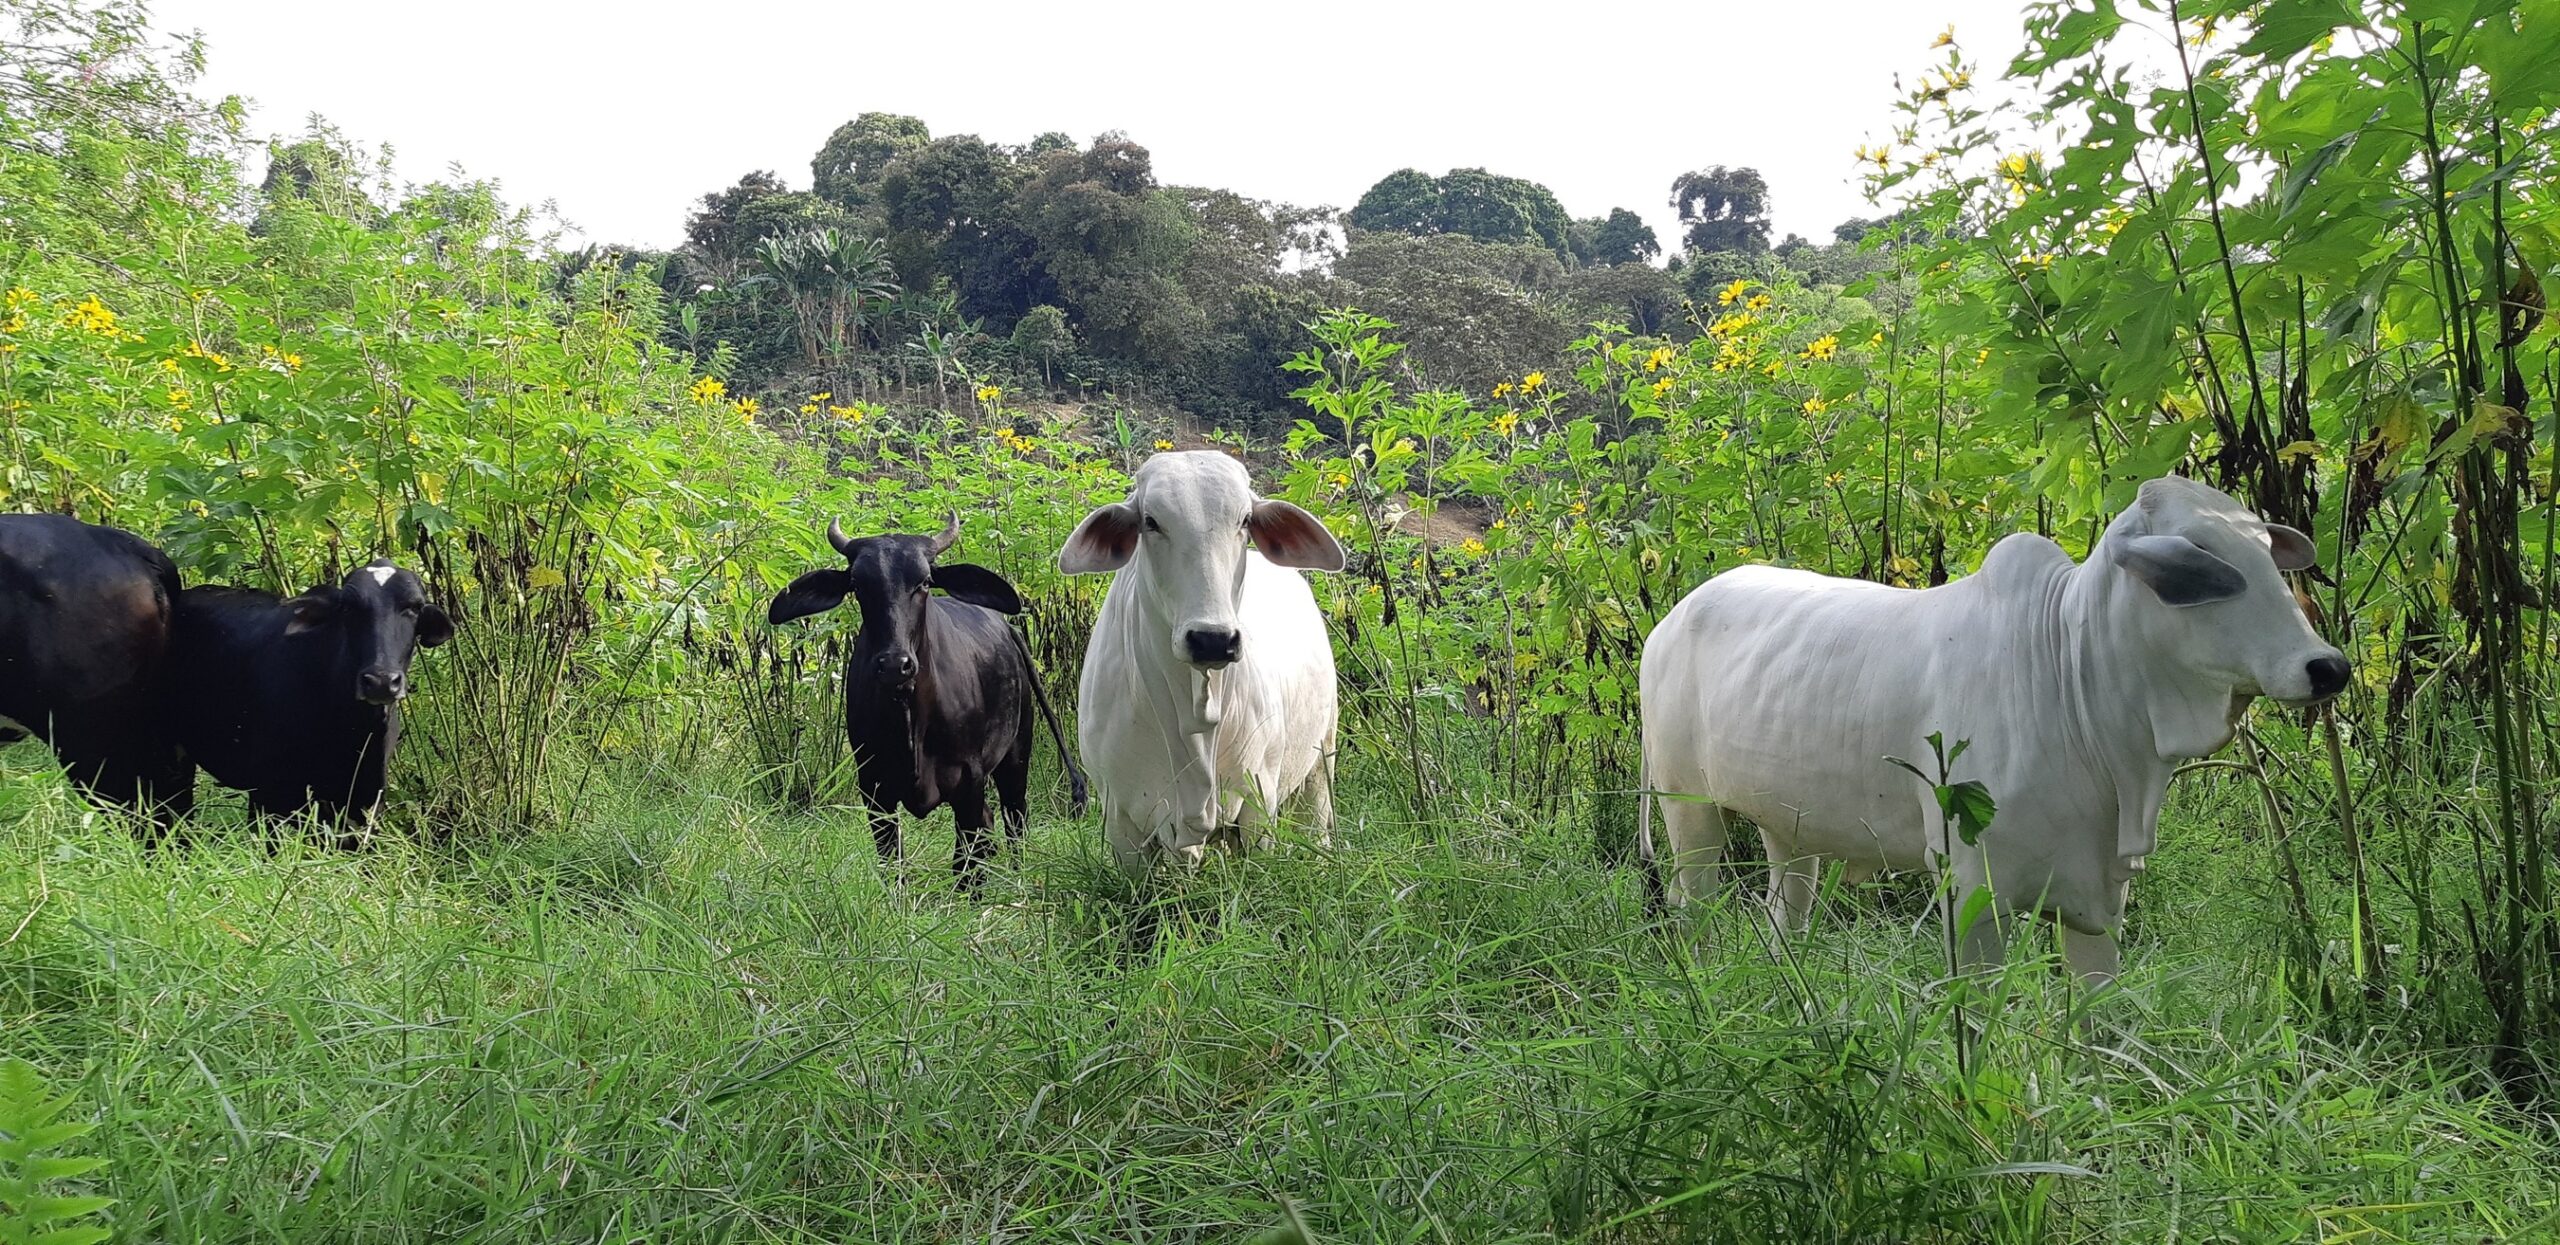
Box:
[2,741,2553,1242]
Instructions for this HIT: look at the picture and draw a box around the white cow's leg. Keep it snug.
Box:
[2060,927,2120,984]
[1767,853,1820,934]
[1656,797,1731,907]
[2062,880,2129,984]
[1303,735,1337,849]
[1102,806,1157,879]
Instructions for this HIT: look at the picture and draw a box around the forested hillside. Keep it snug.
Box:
[7,0,2560,1239]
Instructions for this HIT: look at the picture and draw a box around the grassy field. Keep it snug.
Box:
[4,739,2556,1243]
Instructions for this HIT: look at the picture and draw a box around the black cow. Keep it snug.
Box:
[0,514,193,827]
[768,514,1086,888]
[169,559,452,835]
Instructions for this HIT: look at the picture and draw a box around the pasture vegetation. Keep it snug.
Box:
[4,0,2560,1240]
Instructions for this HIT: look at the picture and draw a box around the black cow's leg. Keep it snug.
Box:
[994,755,1030,851]
[952,784,996,894]
[866,798,902,867]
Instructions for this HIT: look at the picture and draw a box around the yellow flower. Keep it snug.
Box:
[1761,359,1784,378]
[733,396,760,424]
[812,391,832,401]
[1491,519,1506,531]
[1491,411,1519,436]
[689,375,727,405]
[800,402,819,416]
[1999,153,2031,179]
[1717,279,1750,306]
[1651,378,1672,397]
[1803,396,1829,414]
[164,414,185,432]
[1868,331,1886,347]
[1976,347,1993,364]
[976,384,1003,403]
[166,387,191,411]
[1329,471,1351,487]
[1855,144,1891,170]
[2,288,34,309]
[1932,23,1954,47]
[1709,312,1755,338]
[282,352,303,371]
[188,499,209,517]
[406,429,421,446]
[1570,500,1587,515]
[1800,334,1839,361]
[1492,380,1514,399]
[1520,371,1547,394]
[1392,437,1416,454]
[1460,538,1487,557]
[67,295,117,335]
[1825,471,1846,488]
[0,311,23,335]
[1644,346,1677,373]
[1746,293,1772,312]
[1153,438,1174,451]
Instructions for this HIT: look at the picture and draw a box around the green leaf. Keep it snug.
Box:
[1945,780,1999,846]
[2235,0,2361,59]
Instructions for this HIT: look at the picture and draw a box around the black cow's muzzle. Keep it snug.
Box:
[357,670,406,705]
[875,652,918,700]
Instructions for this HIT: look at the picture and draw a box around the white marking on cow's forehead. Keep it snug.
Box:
[365,565,397,586]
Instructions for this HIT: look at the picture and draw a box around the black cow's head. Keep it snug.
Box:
[767,514,1022,701]
[285,559,455,706]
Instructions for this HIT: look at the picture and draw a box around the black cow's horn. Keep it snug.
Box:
[928,511,961,556]
[827,517,855,555]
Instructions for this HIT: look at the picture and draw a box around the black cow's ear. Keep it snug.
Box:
[284,588,340,635]
[931,563,1023,615]
[1059,503,1140,574]
[416,603,455,648]
[2117,534,2246,606]
[767,568,851,625]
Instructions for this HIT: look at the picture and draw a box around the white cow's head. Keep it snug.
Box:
[1058,451,1346,673]
[2097,477,2347,753]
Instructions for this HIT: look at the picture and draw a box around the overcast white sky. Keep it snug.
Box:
[152,0,2039,256]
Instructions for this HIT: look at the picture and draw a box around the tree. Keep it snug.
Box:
[1348,167,1571,256]
[1333,232,1574,394]
[1009,304,1076,384]
[1014,133,1203,369]
[878,136,1044,324]
[1568,208,1660,267]
[812,112,930,207]
[1670,165,1771,256]
[685,171,791,257]
[1565,263,1682,336]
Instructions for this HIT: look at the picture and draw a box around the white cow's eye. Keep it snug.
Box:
[1142,514,1160,534]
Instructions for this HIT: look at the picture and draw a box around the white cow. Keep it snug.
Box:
[1637,476,2347,980]
[1060,451,1348,872]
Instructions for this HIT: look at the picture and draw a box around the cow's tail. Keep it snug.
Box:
[1014,626,1088,816]
[1637,759,1667,917]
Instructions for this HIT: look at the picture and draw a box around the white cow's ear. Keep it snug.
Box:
[1248,499,1347,572]
[2265,523,2316,572]
[2116,534,2246,606]
[1059,503,1141,574]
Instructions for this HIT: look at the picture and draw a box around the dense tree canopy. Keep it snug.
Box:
[812,112,931,207]
[1670,164,1772,256]
[1348,167,1573,256]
